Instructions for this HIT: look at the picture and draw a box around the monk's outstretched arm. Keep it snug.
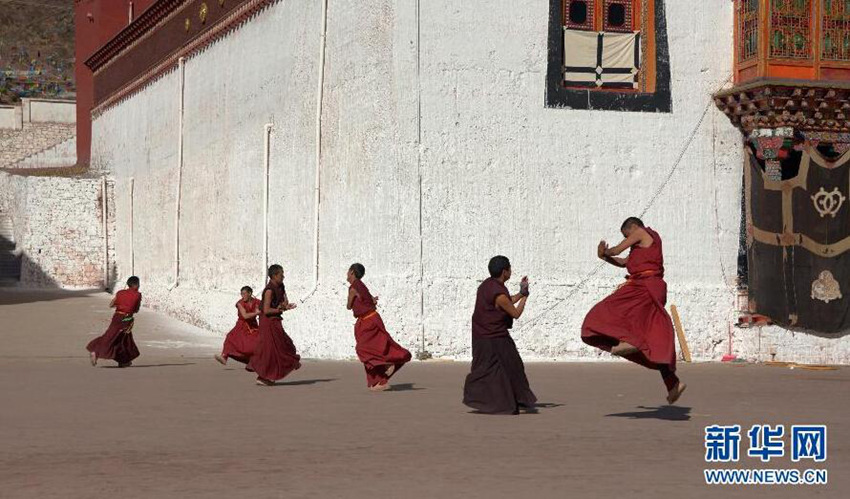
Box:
[109,297,117,309]
[238,302,258,319]
[346,288,356,310]
[510,276,530,302]
[599,243,627,268]
[282,292,297,311]
[496,294,527,319]
[604,232,643,257]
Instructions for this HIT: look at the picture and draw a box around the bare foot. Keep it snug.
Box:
[385,364,396,378]
[89,352,97,367]
[214,354,227,365]
[666,382,687,405]
[369,383,390,392]
[611,342,640,357]
[256,377,274,386]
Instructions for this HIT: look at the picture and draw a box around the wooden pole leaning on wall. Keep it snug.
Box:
[670,304,692,363]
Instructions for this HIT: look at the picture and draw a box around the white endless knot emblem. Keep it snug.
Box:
[811,270,843,304]
[811,187,846,218]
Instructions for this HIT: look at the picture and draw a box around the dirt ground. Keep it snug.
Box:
[0,290,847,498]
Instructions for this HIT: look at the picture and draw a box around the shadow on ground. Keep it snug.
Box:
[272,378,338,387]
[0,288,100,306]
[605,405,691,421]
[389,383,424,391]
[101,363,197,369]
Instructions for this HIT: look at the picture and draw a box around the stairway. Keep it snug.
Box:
[0,211,21,285]
[0,122,76,169]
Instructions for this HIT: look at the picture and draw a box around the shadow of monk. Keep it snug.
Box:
[605,405,692,421]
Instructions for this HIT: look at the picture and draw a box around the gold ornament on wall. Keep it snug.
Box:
[185,18,191,32]
[811,187,846,218]
[219,0,225,6]
[811,270,842,304]
[199,2,209,24]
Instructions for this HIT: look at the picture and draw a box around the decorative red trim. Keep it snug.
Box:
[92,0,278,116]
[86,0,186,71]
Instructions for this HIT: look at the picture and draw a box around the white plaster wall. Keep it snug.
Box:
[23,98,76,124]
[0,172,115,288]
[0,106,20,129]
[91,0,850,364]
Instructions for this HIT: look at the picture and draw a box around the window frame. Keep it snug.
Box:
[545,0,673,112]
[561,1,643,93]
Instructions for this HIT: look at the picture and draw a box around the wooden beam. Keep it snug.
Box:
[670,305,692,363]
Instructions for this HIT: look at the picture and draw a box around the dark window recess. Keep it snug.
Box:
[737,173,748,287]
[607,3,626,27]
[747,143,802,181]
[816,143,844,160]
[569,1,588,25]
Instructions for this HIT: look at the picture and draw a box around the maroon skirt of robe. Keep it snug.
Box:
[463,335,537,415]
[221,320,260,365]
[86,313,140,365]
[247,316,301,381]
[581,275,676,372]
[354,311,412,387]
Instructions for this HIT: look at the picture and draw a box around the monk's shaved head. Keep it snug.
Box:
[267,264,283,278]
[126,276,140,288]
[620,217,645,232]
[349,263,366,279]
[488,255,511,278]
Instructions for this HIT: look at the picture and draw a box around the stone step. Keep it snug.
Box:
[0,122,76,168]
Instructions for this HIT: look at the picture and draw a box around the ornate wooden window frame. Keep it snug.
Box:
[546,0,672,112]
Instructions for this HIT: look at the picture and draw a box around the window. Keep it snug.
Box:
[822,0,850,61]
[546,0,672,112]
[567,1,592,29]
[769,0,813,59]
[604,1,634,32]
[565,1,635,31]
[738,0,761,62]
[607,4,627,27]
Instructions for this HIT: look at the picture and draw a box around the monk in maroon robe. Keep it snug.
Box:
[215,286,261,367]
[463,256,537,415]
[247,264,302,386]
[346,263,412,391]
[582,217,687,404]
[87,276,142,368]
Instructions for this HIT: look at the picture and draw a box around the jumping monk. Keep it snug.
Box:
[87,276,142,368]
[346,263,412,392]
[581,217,687,404]
[247,265,301,386]
[463,256,537,415]
[215,286,261,367]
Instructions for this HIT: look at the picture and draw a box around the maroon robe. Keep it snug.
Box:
[221,297,261,365]
[247,282,301,381]
[463,277,537,414]
[350,279,411,387]
[86,288,142,365]
[581,227,679,390]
